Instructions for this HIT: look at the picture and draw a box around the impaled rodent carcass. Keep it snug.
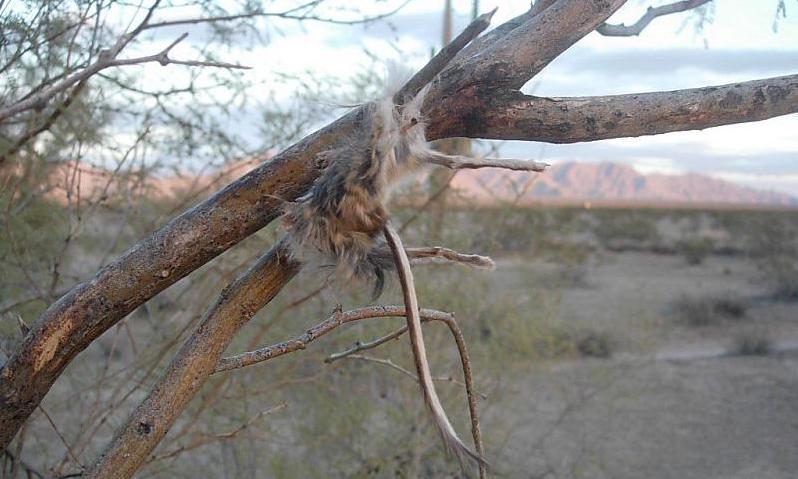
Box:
[281,86,485,469]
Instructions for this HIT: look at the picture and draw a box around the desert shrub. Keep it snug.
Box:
[593,210,659,251]
[571,330,615,358]
[672,294,748,327]
[718,211,798,298]
[733,334,771,356]
[765,261,798,300]
[677,237,715,265]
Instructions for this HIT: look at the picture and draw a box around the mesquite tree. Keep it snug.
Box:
[2,0,798,477]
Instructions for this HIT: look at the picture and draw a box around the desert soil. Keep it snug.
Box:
[490,251,798,479]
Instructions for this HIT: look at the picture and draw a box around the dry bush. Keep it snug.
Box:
[672,294,748,327]
[732,333,772,356]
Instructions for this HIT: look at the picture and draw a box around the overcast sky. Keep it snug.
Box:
[150,0,798,195]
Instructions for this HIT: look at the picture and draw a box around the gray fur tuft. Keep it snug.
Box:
[282,85,433,297]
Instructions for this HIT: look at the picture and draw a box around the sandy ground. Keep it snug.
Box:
[489,251,798,479]
[493,354,798,479]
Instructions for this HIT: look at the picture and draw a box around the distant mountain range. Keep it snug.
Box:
[47,159,797,209]
[450,162,798,208]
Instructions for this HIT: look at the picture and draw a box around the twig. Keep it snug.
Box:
[214,306,452,373]
[38,406,84,470]
[215,302,486,475]
[597,0,712,36]
[442,311,487,478]
[0,79,89,164]
[329,310,488,477]
[147,402,288,464]
[327,340,488,401]
[339,354,484,398]
[111,33,251,70]
[143,0,414,30]
[395,8,496,103]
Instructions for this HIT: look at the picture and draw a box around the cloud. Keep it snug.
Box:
[552,47,798,78]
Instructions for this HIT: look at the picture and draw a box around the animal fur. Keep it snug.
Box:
[282,85,430,296]
[282,86,486,471]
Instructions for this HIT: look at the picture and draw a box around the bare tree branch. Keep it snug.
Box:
[0,9,497,449]
[146,402,288,464]
[469,74,798,143]
[425,0,627,139]
[4,0,798,457]
[0,0,247,123]
[336,354,479,397]
[0,79,89,164]
[215,306,455,373]
[215,303,487,477]
[85,242,299,479]
[395,7,495,103]
[110,33,251,70]
[597,0,712,36]
[141,0,414,30]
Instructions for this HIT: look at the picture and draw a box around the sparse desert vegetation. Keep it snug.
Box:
[672,294,748,327]
[3,199,797,477]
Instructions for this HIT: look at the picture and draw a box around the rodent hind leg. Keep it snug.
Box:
[420,150,549,173]
[382,221,486,473]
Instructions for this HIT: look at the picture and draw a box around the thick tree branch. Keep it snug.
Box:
[0,9,496,449]
[85,242,299,479]
[468,74,798,142]
[597,0,712,37]
[426,0,628,139]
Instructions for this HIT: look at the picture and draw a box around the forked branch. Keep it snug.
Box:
[468,74,798,142]
[85,243,300,479]
[215,306,456,373]
[597,0,712,37]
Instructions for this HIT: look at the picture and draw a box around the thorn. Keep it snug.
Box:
[479,7,498,24]
[16,314,30,335]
